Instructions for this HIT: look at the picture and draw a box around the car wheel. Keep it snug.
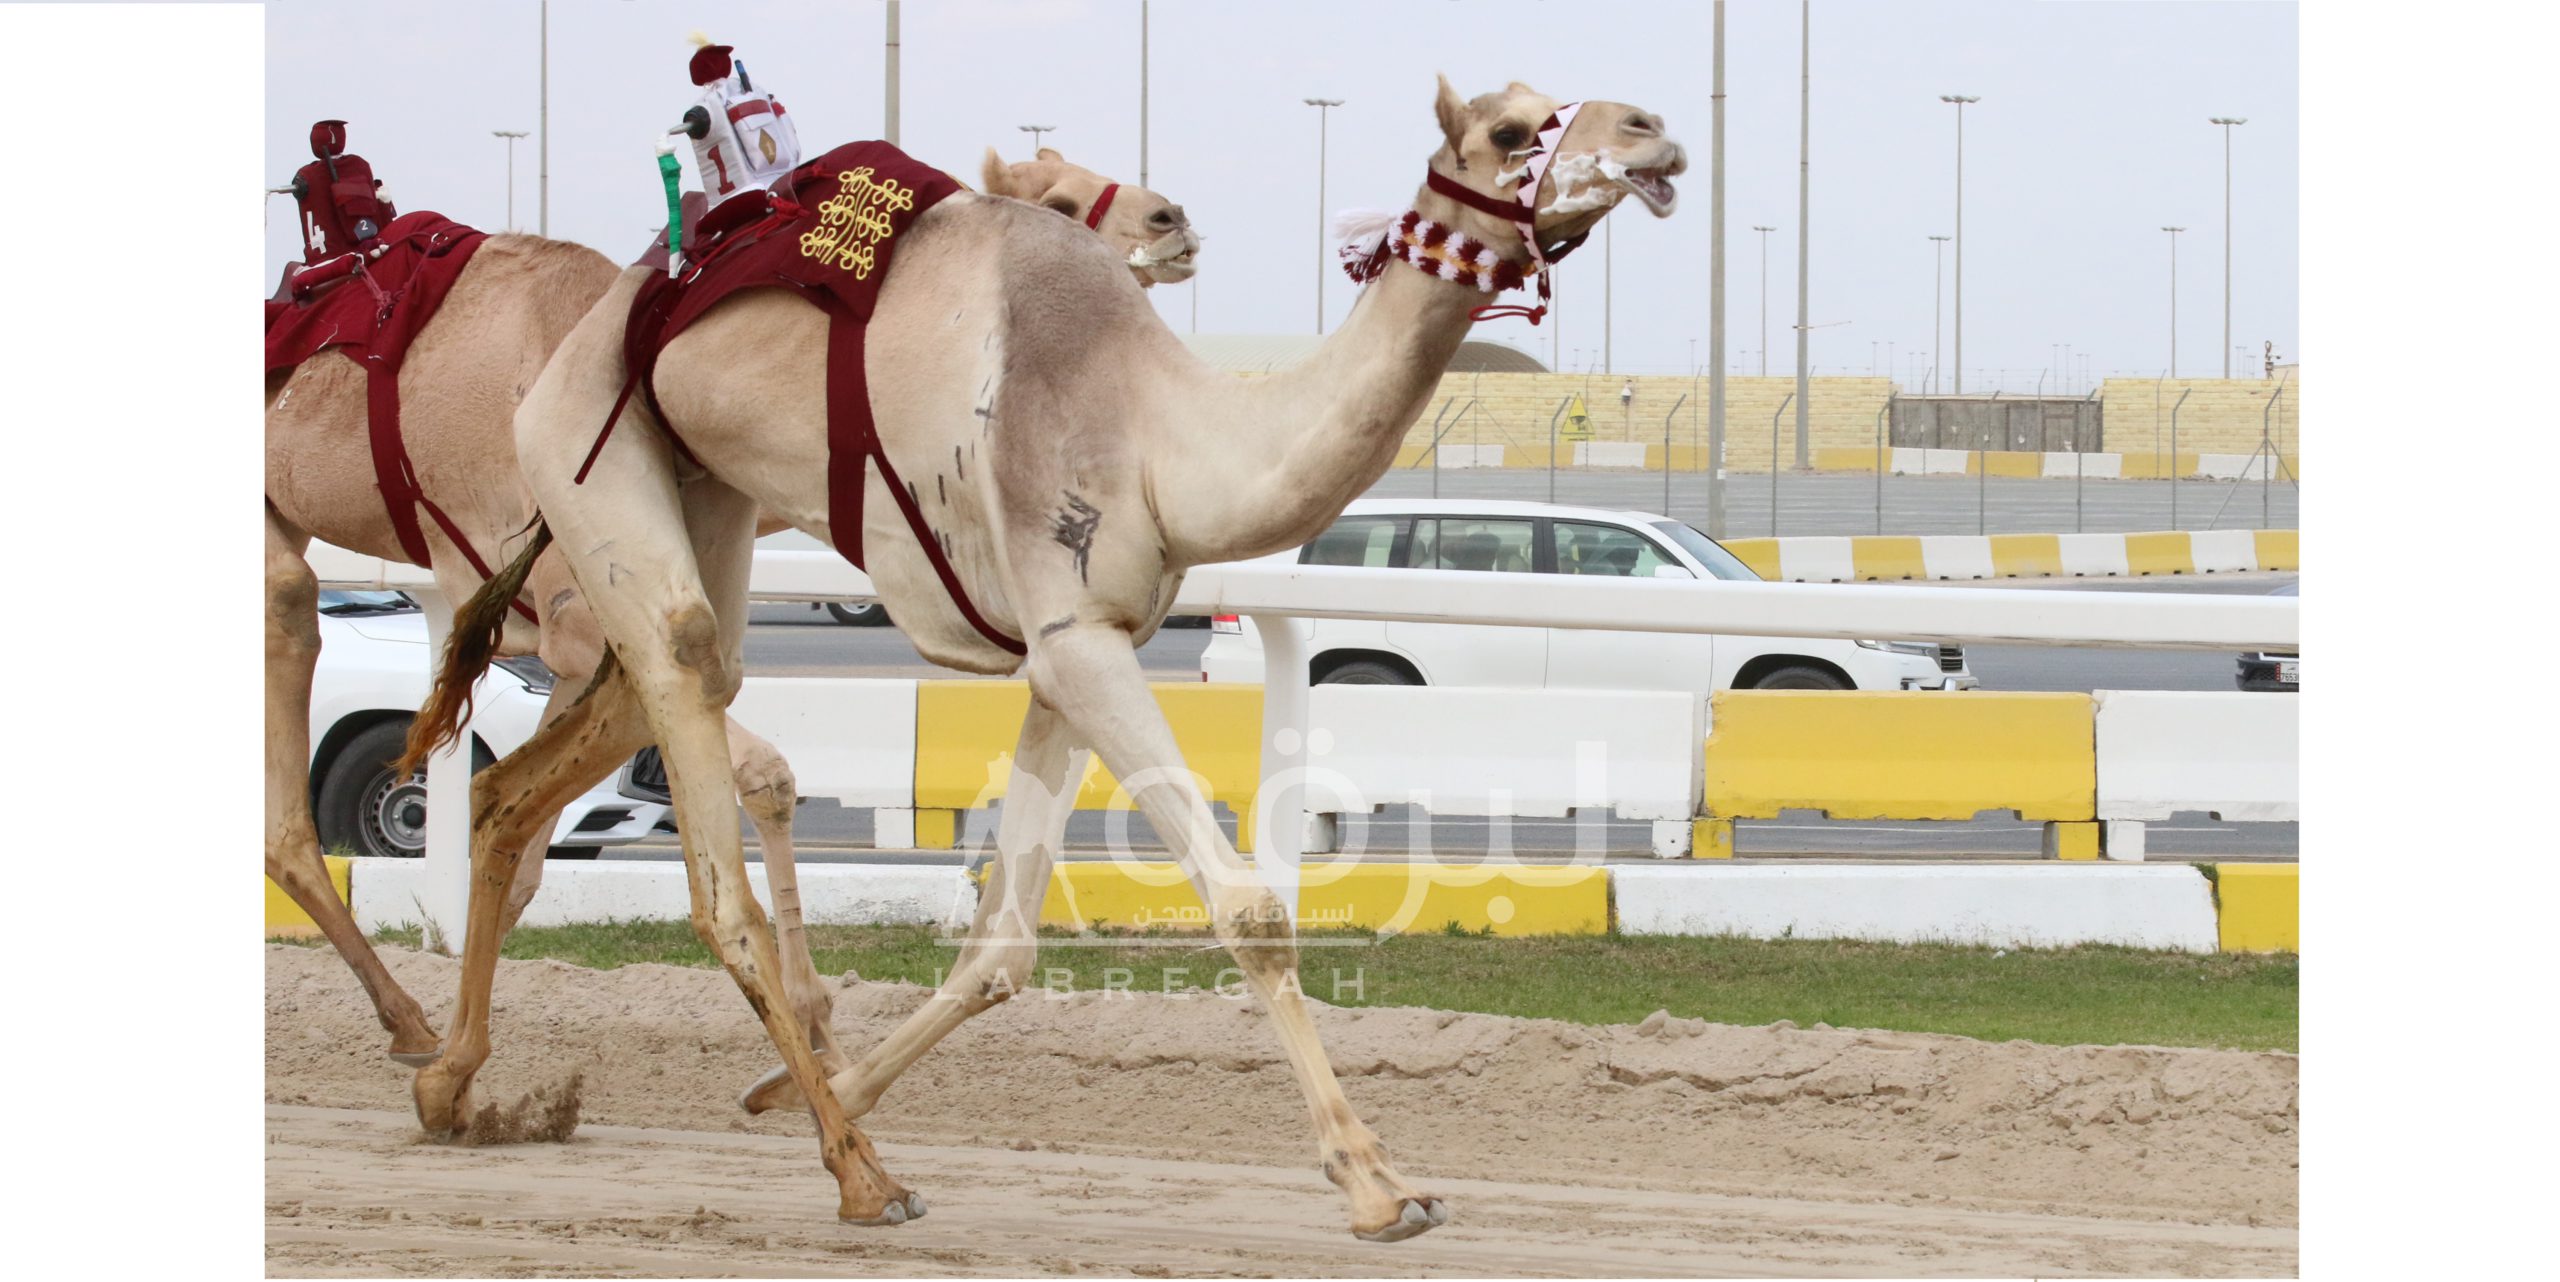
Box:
[546,845,601,860]
[314,720,492,859]
[1752,664,1850,691]
[1318,659,1417,686]
[825,601,890,626]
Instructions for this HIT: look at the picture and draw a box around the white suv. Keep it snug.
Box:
[1198,500,1976,695]
[309,591,671,859]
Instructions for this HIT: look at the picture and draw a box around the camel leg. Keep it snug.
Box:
[265,503,441,1062]
[410,663,652,1134]
[747,697,1085,1118]
[540,472,913,1225]
[730,715,850,1084]
[1032,622,1447,1243]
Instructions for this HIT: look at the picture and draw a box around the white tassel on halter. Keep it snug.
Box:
[1330,206,1400,271]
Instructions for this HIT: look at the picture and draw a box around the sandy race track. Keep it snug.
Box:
[266,945,2298,1276]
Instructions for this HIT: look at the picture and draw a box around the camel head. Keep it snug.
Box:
[1428,76,1686,247]
[980,147,1200,287]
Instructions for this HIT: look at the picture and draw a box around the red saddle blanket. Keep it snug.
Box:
[264,210,484,375]
[264,211,528,614]
[588,141,1022,653]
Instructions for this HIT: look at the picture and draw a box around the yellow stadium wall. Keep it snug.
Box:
[2096,375,2301,463]
[1399,374,1896,473]
[1378,371,2300,473]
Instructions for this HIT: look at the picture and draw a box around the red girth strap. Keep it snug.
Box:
[351,236,538,624]
[820,299,1025,655]
[1083,182,1120,231]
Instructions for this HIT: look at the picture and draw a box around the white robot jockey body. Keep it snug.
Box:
[681,41,801,206]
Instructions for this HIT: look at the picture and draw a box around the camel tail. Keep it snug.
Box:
[397,518,554,779]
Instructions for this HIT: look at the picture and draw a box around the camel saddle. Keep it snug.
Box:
[589,140,1023,654]
[265,212,529,616]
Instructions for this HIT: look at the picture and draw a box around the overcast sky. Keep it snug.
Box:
[265,0,2297,389]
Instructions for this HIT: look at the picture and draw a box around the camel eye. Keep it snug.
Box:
[1491,125,1527,150]
[1042,197,1079,217]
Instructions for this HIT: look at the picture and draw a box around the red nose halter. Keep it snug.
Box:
[1083,182,1120,231]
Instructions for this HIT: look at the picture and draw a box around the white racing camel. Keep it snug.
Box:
[412,77,1682,1239]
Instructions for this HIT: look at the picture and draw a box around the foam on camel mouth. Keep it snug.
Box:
[1131,233,1200,282]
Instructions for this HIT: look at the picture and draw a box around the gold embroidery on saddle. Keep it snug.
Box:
[798,166,918,278]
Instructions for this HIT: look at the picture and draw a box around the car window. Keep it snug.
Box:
[1301,516,1403,567]
[1405,518,1537,573]
[1553,522,1678,577]
[1652,521,1764,581]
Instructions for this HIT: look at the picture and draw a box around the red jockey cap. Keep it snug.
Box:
[310,119,348,160]
[689,44,734,86]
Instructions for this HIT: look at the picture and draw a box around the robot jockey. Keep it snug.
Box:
[679,37,802,207]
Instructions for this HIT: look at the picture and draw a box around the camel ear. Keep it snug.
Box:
[980,147,1013,198]
[1434,73,1471,151]
[1035,147,1064,163]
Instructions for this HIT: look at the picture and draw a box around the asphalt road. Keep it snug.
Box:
[609,570,2296,863]
[1366,468,2298,537]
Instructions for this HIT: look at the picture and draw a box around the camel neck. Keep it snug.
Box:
[1147,251,1488,567]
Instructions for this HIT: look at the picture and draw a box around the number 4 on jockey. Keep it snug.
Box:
[287,120,396,264]
[677,36,801,209]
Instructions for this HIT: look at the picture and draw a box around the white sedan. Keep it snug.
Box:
[309,591,670,859]
[1199,499,1976,695]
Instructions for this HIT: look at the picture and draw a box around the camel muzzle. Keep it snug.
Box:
[1132,228,1201,284]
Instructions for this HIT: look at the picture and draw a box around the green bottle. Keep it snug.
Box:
[656,138,684,265]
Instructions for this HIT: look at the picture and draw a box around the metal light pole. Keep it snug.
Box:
[2162,225,2185,377]
[1940,94,1978,393]
[885,1,902,144]
[537,1,547,236]
[1019,123,1058,152]
[1305,98,1344,334]
[1928,235,1948,393]
[1708,0,1728,538]
[1138,1,1149,187]
[2210,117,2247,377]
[491,130,528,232]
[1793,1,1812,469]
[1753,225,1775,376]
[1603,219,1613,373]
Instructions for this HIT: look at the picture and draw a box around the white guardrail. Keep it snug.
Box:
[307,542,2297,946]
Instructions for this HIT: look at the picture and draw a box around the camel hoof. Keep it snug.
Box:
[845,1198,908,1227]
[1353,1198,1447,1244]
[738,1064,807,1115]
[388,1043,444,1069]
[903,1191,928,1221]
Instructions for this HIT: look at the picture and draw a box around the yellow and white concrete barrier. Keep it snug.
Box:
[1721,528,2297,582]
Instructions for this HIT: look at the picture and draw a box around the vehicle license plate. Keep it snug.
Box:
[2277,659,2298,684]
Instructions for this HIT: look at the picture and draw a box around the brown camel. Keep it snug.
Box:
[264,152,1196,1069]
[413,78,1680,1236]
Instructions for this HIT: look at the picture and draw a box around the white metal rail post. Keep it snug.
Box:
[1252,613,1310,913]
[312,545,2299,944]
[414,587,473,951]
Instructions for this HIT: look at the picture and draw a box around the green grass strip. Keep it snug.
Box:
[287,922,2294,1053]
